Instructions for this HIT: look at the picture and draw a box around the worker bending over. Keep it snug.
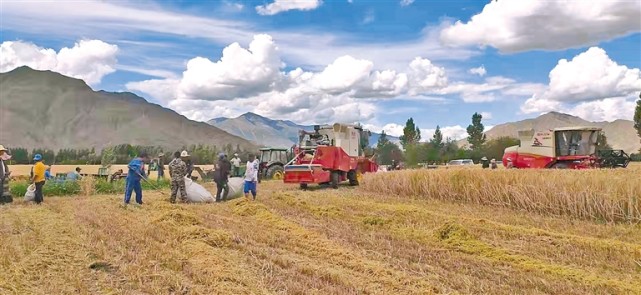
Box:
[123,152,150,206]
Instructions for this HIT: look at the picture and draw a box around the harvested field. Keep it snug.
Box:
[1,169,640,294]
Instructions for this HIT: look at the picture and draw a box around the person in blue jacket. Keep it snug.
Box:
[123,152,150,206]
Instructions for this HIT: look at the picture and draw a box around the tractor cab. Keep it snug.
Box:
[258,147,292,180]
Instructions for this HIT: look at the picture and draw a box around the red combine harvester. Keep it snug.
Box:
[284,123,378,189]
[502,127,630,169]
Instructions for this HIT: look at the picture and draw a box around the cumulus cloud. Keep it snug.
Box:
[177,34,284,100]
[128,34,451,124]
[468,65,486,77]
[440,0,641,52]
[521,47,641,121]
[0,40,118,85]
[256,0,322,15]
[480,112,493,120]
[435,76,543,103]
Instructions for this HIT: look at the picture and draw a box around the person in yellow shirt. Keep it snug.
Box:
[31,154,46,204]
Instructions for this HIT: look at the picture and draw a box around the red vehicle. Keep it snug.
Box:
[284,123,378,189]
[502,127,629,169]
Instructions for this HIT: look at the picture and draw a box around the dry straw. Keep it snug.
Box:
[362,169,641,222]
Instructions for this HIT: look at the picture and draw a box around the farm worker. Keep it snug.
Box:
[214,153,231,202]
[0,145,12,204]
[168,151,187,203]
[481,157,489,169]
[123,152,150,206]
[44,166,53,180]
[157,153,165,181]
[231,153,241,177]
[181,151,193,179]
[243,154,259,200]
[67,167,82,181]
[490,159,498,170]
[31,154,46,204]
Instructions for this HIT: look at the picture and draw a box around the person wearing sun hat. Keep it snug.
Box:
[31,153,46,204]
[0,145,12,204]
[180,150,193,179]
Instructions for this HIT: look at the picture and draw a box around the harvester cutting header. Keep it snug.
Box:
[284,123,378,189]
[502,127,630,169]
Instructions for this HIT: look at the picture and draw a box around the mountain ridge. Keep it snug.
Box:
[0,66,257,151]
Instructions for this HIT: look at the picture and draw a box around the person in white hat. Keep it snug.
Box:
[180,150,193,178]
[230,153,241,177]
[0,145,12,204]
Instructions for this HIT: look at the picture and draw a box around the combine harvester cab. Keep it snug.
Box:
[502,127,630,169]
[284,123,378,189]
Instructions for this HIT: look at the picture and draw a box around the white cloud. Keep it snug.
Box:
[128,34,451,124]
[541,47,641,102]
[400,0,415,7]
[521,47,641,121]
[0,40,118,85]
[480,112,493,120]
[468,65,486,77]
[256,0,322,15]
[436,75,542,103]
[440,0,641,52]
[421,125,467,141]
[177,34,284,100]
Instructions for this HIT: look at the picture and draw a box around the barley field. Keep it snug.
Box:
[1,167,640,294]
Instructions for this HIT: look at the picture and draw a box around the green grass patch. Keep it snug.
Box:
[10,178,172,197]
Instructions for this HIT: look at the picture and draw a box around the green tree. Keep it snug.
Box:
[399,118,421,149]
[430,125,444,149]
[375,131,403,165]
[482,137,520,161]
[635,93,641,152]
[466,112,487,151]
[7,147,29,164]
[377,130,390,149]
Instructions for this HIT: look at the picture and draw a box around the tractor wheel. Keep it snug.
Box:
[347,170,359,186]
[330,171,340,189]
[300,183,308,190]
[267,165,285,180]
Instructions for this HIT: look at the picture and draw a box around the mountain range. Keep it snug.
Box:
[0,67,256,151]
[208,112,400,148]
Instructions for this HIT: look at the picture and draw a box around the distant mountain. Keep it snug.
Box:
[208,112,400,148]
[0,66,257,151]
[461,112,639,154]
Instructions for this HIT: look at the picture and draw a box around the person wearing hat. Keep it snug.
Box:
[168,151,187,203]
[0,145,12,204]
[490,158,498,170]
[31,153,46,204]
[123,152,150,206]
[67,167,83,181]
[480,157,490,169]
[214,153,231,202]
[157,153,165,181]
[181,151,193,179]
[230,153,241,177]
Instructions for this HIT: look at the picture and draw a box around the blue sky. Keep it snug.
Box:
[1,0,640,140]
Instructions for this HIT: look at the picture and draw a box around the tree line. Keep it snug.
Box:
[5,144,254,166]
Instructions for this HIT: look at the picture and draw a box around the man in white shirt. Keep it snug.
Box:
[230,153,241,177]
[243,154,259,200]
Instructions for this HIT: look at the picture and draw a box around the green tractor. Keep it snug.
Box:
[258,147,293,181]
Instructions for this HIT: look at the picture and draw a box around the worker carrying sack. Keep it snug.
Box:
[183,176,214,203]
[24,184,36,202]
[227,177,244,199]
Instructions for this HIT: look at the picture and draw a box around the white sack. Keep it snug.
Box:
[227,177,245,199]
[24,184,36,202]
[184,177,214,203]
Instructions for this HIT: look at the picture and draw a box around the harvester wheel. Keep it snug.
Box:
[330,171,340,189]
[300,183,308,190]
[551,162,569,169]
[347,170,359,186]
